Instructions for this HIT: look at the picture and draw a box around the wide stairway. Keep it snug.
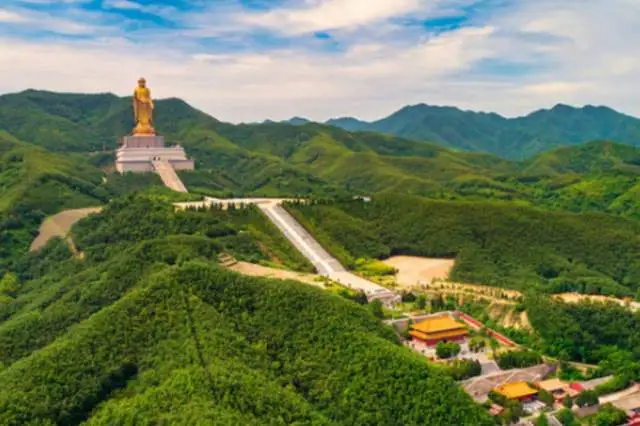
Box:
[258,203,399,304]
[152,160,188,193]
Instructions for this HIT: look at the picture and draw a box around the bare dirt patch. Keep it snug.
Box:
[385,255,521,298]
[30,207,103,252]
[383,256,455,286]
[228,262,323,288]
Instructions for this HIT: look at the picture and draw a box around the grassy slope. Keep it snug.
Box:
[0,198,491,426]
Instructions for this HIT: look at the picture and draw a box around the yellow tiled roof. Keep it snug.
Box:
[494,381,538,399]
[409,329,468,341]
[411,316,466,334]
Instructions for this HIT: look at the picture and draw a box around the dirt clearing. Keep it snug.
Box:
[383,256,454,286]
[30,207,103,252]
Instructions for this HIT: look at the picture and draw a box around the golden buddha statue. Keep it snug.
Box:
[133,77,155,136]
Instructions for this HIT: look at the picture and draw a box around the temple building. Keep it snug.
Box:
[409,315,468,346]
[493,381,538,402]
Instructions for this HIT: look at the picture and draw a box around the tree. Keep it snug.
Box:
[0,272,19,298]
[562,395,574,409]
[401,319,413,340]
[436,342,461,359]
[489,338,499,358]
[556,409,579,426]
[576,390,599,407]
[431,294,444,312]
[593,403,627,426]
[448,359,482,380]
[416,295,427,310]
[369,299,385,319]
[534,413,549,426]
[352,290,368,305]
[469,337,486,352]
[538,389,554,406]
[496,350,542,370]
[401,291,416,303]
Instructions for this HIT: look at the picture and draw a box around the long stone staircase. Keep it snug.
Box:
[258,202,399,305]
[152,160,188,193]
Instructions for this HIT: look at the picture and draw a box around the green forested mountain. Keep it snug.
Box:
[326,103,640,159]
[1,90,638,221]
[286,196,640,297]
[0,196,492,425]
[1,89,639,424]
[0,131,109,267]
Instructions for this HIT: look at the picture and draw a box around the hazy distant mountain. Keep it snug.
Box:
[324,103,640,159]
[287,117,312,125]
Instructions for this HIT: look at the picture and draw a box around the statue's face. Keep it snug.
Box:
[138,80,146,88]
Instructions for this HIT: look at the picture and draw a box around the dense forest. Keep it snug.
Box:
[286,195,640,297]
[325,103,640,159]
[0,196,492,425]
[526,296,640,369]
[1,91,638,220]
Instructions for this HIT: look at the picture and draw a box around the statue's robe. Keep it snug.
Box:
[133,87,154,135]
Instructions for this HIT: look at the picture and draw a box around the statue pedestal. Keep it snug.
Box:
[122,135,165,148]
[115,134,194,174]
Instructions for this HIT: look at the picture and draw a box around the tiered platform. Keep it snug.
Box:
[115,135,194,173]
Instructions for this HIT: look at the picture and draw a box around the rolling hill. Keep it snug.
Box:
[325,103,640,159]
[286,195,640,297]
[0,90,638,221]
[0,131,110,267]
[0,196,492,425]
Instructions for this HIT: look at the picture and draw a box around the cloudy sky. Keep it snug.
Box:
[0,0,638,122]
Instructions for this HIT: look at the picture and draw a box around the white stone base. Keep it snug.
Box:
[122,135,165,148]
[115,145,194,174]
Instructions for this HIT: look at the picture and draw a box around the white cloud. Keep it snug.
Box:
[103,0,143,10]
[0,0,639,123]
[0,6,98,35]
[241,0,424,34]
[0,9,28,22]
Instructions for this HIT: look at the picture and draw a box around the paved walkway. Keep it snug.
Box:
[599,384,640,404]
[259,203,396,301]
[174,197,398,302]
[152,160,188,192]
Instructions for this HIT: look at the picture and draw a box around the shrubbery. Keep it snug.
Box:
[496,350,542,370]
[436,342,461,359]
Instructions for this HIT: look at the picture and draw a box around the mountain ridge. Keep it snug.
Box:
[314,103,640,159]
[0,90,638,222]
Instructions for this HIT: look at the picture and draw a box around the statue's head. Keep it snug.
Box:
[138,77,146,87]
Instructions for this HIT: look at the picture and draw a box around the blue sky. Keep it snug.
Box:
[0,0,638,122]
